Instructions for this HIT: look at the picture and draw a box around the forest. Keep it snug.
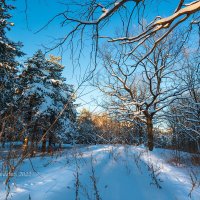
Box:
[0,0,200,200]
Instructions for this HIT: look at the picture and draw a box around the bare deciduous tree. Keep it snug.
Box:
[38,0,200,66]
[167,51,200,153]
[95,34,187,150]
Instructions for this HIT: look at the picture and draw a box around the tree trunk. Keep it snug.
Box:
[1,132,6,148]
[30,133,35,157]
[147,117,154,151]
[48,133,53,154]
[41,134,46,153]
[23,137,29,156]
[139,125,143,145]
[0,119,6,148]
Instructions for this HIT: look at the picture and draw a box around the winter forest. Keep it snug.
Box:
[0,0,200,199]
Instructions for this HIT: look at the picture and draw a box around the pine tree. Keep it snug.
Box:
[19,50,50,154]
[0,2,23,146]
[78,109,98,144]
[20,51,77,154]
[46,55,77,149]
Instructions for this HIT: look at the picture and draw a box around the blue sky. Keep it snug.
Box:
[7,0,182,112]
[8,0,101,111]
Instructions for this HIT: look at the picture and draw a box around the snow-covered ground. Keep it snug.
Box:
[0,145,200,200]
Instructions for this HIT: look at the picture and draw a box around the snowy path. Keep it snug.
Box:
[0,145,199,200]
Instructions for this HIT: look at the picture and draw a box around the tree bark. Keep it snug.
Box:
[139,125,143,145]
[22,137,28,156]
[30,133,35,157]
[30,138,34,157]
[41,134,46,153]
[147,117,154,151]
[48,133,53,153]
[0,119,6,148]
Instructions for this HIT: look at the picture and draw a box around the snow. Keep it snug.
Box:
[154,1,200,26]
[0,145,199,200]
[99,9,109,20]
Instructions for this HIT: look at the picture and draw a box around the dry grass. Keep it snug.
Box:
[167,155,185,167]
[191,155,200,166]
